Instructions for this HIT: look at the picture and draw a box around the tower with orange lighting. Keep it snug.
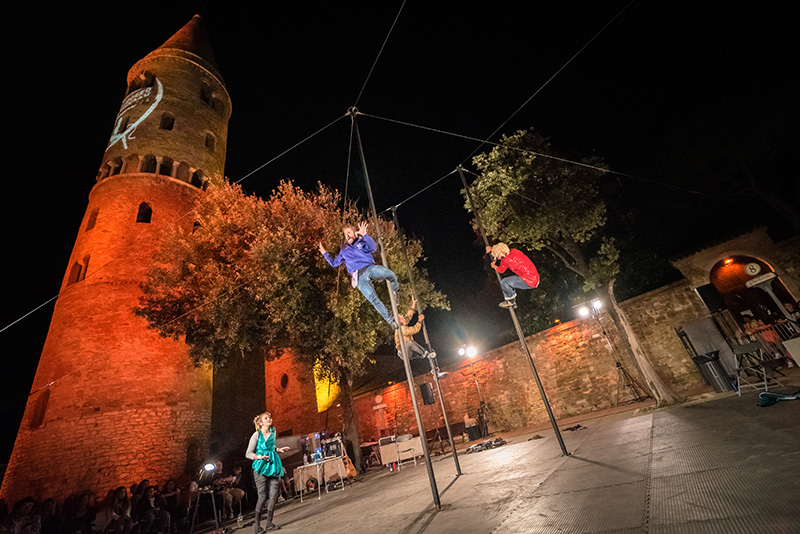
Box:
[1,16,230,503]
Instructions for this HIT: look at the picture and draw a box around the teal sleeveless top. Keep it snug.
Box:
[252,428,284,477]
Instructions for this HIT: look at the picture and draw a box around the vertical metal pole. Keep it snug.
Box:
[457,165,569,456]
[351,109,442,509]
[390,206,462,476]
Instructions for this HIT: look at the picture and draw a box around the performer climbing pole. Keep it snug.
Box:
[457,165,569,456]
[350,107,442,509]
[390,206,462,477]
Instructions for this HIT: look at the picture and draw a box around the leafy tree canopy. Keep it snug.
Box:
[136,180,448,380]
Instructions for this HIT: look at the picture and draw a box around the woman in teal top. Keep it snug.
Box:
[246,412,290,533]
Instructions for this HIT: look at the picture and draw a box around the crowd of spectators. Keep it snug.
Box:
[0,465,253,534]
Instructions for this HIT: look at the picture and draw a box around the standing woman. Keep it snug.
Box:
[246,412,290,533]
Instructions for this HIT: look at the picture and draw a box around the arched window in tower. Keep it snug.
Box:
[200,83,212,104]
[27,389,50,429]
[141,155,157,174]
[160,113,175,131]
[109,157,123,177]
[115,116,129,135]
[142,71,156,88]
[191,170,204,188]
[158,156,174,177]
[136,202,153,223]
[205,133,215,151]
[211,97,225,116]
[125,154,140,174]
[86,209,99,231]
[98,163,111,180]
[82,255,90,280]
[176,162,190,183]
[67,262,83,286]
[127,78,141,95]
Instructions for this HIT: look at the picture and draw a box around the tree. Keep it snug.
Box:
[136,180,447,470]
[468,129,678,405]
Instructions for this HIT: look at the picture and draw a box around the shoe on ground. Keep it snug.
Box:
[498,300,517,309]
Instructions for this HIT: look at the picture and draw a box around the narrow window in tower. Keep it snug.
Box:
[27,389,50,429]
[115,116,129,135]
[160,113,175,131]
[212,97,224,116]
[141,155,157,174]
[191,171,203,188]
[127,78,141,95]
[200,83,212,104]
[192,221,201,233]
[205,133,215,151]
[86,209,99,231]
[136,202,153,223]
[142,71,156,88]
[67,262,83,286]
[109,157,123,176]
[81,255,90,281]
[159,156,174,177]
[98,163,111,180]
[176,162,190,182]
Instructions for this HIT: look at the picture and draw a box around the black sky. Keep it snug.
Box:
[2,2,797,463]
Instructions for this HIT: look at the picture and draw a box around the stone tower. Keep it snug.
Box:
[1,15,230,503]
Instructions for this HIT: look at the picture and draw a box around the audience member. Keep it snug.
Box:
[134,487,168,534]
[11,498,41,534]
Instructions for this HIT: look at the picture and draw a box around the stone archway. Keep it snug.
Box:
[710,255,796,327]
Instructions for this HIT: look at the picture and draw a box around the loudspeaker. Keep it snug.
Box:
[420,382,435,405]
[695,284,727,313]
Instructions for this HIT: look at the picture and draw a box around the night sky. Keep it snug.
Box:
[2,2,797,464]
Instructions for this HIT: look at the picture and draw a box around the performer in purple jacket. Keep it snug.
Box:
[319,221,400,328]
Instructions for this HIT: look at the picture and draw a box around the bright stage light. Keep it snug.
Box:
[466,346,477,358]
[592,300,603,310]
[578,306,590,317]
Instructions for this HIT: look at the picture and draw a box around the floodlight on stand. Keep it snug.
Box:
[578,306,590,317]
[203,463,216,472]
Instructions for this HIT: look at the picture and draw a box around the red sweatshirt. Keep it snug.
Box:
[497,249,540,288]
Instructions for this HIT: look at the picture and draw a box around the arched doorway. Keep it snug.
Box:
[710,255,796,328]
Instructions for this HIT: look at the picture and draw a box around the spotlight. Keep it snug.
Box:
[466,346,477,358]
[578,306,590,317]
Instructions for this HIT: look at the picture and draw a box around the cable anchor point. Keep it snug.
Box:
[347,106,360,117]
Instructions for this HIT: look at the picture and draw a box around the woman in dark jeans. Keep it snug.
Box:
[245,412,290,533]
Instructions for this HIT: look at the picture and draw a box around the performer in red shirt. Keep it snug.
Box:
[488,243,540,309]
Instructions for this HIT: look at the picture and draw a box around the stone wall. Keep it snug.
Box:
[351,280,713,441]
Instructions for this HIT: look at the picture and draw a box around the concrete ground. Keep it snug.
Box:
[216,370,800,533]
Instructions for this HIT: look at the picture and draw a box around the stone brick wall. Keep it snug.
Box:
[351,281,713,441]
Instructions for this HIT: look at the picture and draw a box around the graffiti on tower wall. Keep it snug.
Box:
[107,79,164,150]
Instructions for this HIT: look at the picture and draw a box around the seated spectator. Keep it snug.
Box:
[92,491,115,534]
[63,493,95,534]
[135,487,169,534]
[38,499,59,534]
[211,462,239,520]
[228,467,246,513]
[156,480,185,525]
[104,487,132,534]
[11,498,41,534]
[129,481,147,522]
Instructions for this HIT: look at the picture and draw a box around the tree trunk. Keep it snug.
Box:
[338,368,364,474]
[599,281,680,406]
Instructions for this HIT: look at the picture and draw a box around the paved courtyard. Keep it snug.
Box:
[224,380,800,533]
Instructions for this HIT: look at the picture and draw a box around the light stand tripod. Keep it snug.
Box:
[590,305,649,406]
